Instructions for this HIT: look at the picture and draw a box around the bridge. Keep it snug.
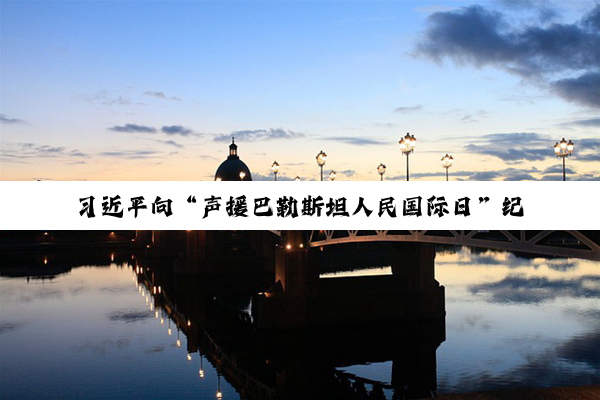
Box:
[302,230,600,261]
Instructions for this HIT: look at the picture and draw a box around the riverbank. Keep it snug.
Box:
[436,385,600,400]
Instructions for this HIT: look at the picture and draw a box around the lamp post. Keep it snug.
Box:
[399,133,416,181]
[271,161,279,181]
[554,138,574,181]
[316,150,327,181]
[329,170,336,181]
[377,163,386,181]
[441,154,453,181]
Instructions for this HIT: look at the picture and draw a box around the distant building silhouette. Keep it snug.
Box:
[214,138,252,181]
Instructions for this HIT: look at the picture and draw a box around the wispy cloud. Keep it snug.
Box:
[161,125,194,136]
[463,132,553,163]
[108,123,197,137]
[109,124,157,133]
[559,117,600,128]
[0,114,26,124]
[321,136,387,146]
[394,105,422,114]
[0,143,90,161]
[214,128,304,142]
[76,90,136,107]
[144,91,182,101]
[98,150,161,159]
[416,4,600,107]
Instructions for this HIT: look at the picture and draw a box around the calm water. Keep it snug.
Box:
[1,247,599,399]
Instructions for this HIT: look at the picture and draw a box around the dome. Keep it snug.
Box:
[214,138,253,181]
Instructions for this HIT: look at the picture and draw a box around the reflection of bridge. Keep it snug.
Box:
[303,230,600,261]
[134,257,444,400]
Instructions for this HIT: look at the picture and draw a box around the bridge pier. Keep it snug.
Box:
[255,233,445,330]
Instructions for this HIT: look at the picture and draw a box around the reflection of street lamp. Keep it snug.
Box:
[198,350,205,379]
[271,161,279,181]
[554,138,574,181]
[316,150,327,181]
[441,154,453,181]
[398,133,416,181]
[377,163,386,181]
[329,170,336,181]
[216,372,223,399]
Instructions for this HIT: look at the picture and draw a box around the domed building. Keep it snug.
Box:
[214,138,253,181]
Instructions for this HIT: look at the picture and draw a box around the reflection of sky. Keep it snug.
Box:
[0,264,236,399]
[435,247,600,393]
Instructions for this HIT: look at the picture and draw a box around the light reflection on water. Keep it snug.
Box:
[0,247,599,399]
[435,248,600,393]
[0,262,238,400]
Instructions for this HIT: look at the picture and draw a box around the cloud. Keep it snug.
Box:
[214,128,305,142]
[559,117,600,128]
[108,124,198,137]
[98,150,161,159]
[144,91,182,101]
[321,136,387,146]
[0,114,25,124]
[394,105,422,114]
[552,72,600,107]
[0,143,90,160]
[161,125,194,136]
[76,90,134,107]
[463,132,553,163]
[416,4,600,107]
[154,139,184,149]
[109,124,157,133]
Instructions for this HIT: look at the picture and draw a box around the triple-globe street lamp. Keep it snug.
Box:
[441,154,453,181]
[554,138,574,181]
[399,133,416,181]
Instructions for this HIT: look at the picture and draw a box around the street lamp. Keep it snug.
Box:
[399,133,416,181]
[271,161,280,181]
[329,170,336,181]
[294,176,301,181]
[441,154,453,181]
[377,163,386,181]
[316,150,327,181]
[554,138,574,181]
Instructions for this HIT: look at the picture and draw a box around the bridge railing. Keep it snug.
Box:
[307,230,600,261]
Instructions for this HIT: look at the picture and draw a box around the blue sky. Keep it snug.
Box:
[1,0,598,181]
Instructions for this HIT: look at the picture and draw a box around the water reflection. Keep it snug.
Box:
[1,243,599,399]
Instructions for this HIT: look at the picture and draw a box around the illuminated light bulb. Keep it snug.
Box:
[43,257,48,265]
[161,318,164,325]
[176,339,181,348]
[187,353,192,361]
[155,311,159,318]
[168,328,172,336]
[216,391,222,399]
[286,243,292,250]
[187,320,191,327]
[299,243,304,248]
[199,369,205,378]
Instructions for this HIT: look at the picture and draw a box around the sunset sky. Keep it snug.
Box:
[1,0,599,181]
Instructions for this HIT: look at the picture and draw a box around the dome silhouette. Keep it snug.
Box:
[214,138,252,181]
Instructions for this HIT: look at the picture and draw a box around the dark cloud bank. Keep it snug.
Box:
[416,4,600,108]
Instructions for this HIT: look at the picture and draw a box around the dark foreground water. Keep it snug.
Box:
[1,247,599,399]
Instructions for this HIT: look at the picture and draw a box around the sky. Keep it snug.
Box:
[1,0,599,181]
